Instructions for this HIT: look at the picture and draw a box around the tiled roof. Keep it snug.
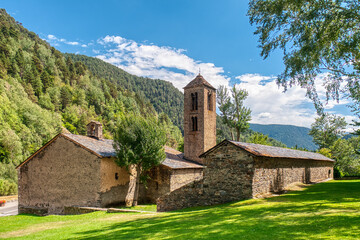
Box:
[201,140,334,162]
[63,133,116,157]
[64,134,203,169]
[184,74,216,90]
[162,152,203,169]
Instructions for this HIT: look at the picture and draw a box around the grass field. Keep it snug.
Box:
[1,180,360,239]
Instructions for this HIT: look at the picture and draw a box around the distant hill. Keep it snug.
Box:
[66,54,184,132]
[250,123,317,151]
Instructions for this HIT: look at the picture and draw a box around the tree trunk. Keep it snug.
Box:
[236,128,240,142]
[231,130,235,141]
[125,165,136,207]
[132,164,141,206]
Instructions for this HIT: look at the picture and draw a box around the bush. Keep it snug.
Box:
[333,167,344,179]
[0,178,17,196]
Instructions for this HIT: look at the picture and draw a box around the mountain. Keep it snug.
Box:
[250,123,317,151]
[65,54,184,132]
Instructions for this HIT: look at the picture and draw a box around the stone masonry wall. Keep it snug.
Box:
[157,142,335,212]
[18,136,102,215]
[157,142,254,211]
[252,157,334,197]
[184,85,216,164]
[170,168,203,191]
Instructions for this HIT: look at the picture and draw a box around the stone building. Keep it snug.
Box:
[16,122,203,215]
[17,74,334,215]
[157,140,334,211]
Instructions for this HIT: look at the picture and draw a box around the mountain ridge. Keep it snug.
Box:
[250,123,317,151]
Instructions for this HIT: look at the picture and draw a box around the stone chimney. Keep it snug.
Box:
[87,121,103,139]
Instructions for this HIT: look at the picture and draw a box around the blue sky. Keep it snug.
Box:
[3,0,355,129]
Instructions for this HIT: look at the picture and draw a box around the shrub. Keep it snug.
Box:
[0,178,17,196]
[333,167,344,179]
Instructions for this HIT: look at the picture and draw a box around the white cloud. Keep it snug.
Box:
[95,35,230,90]
[235,73,353,128]
[47,34,57,40]
[66,41,79,46]
[45,34,83,47]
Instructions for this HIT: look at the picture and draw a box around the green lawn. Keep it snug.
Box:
[1,180,360,239]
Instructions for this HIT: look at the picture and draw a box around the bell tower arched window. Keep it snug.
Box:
[208,92,213,111]
[191,116,198,131]
[191,92,198,110]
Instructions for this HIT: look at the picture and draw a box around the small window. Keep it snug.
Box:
[191,92,198,110]
[115,172,119,180]
[208,92,213,111]
[195,92,198,110]
[191,116,198,131]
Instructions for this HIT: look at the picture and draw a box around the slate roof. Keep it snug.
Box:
[183,74,216,90]
[63,133,116,157]
[52,133,203,170]
[200,140,334,162]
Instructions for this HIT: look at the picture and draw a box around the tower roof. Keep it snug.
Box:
[184,74,216,90]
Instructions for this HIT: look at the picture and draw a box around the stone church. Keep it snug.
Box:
[16,74,334,215]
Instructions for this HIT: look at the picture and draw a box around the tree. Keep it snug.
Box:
[248,0,360,112]
[248,132,271,145]
[309,113,347,149]
[330,137,360,176]
[113,114,166,206]
[232,86,252,141]
[217,85,252,141]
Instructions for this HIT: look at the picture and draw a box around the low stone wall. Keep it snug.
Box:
[252,157,334,197]
[19,206,48,216]
[157,180,204,212]
[64,206,107,215]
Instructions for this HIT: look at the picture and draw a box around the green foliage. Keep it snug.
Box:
[309,113,347,149]
[248,132,272,146]
[248,0,360,112]
[317,148,333,159]
[217,85,251,141]
[65,53,185,132]
[333,167,344,179]
[330,137,360,176]
[0,178,17,196]
[113,113,167,206]
[113,113,167,173]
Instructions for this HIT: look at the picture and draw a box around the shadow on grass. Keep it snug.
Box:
[72,180,360,240]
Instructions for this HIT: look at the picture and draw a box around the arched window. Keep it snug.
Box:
[208,92,213,111]
[195,92,198,110]
[191,117,198,131]
[191,92,198,110]
[191,93,195,110]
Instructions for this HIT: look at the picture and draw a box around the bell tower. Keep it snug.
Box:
[183,74,216,164]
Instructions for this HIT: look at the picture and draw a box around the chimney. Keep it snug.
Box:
[87,121,103,139]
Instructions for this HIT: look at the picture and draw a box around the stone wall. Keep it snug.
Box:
[252,157,334,197]
[157,142,254,211]
[145,165,171,203]
[170,168,203,191]
[100,163,173,206]
[157,142,334,212]
[18,136,102,215]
